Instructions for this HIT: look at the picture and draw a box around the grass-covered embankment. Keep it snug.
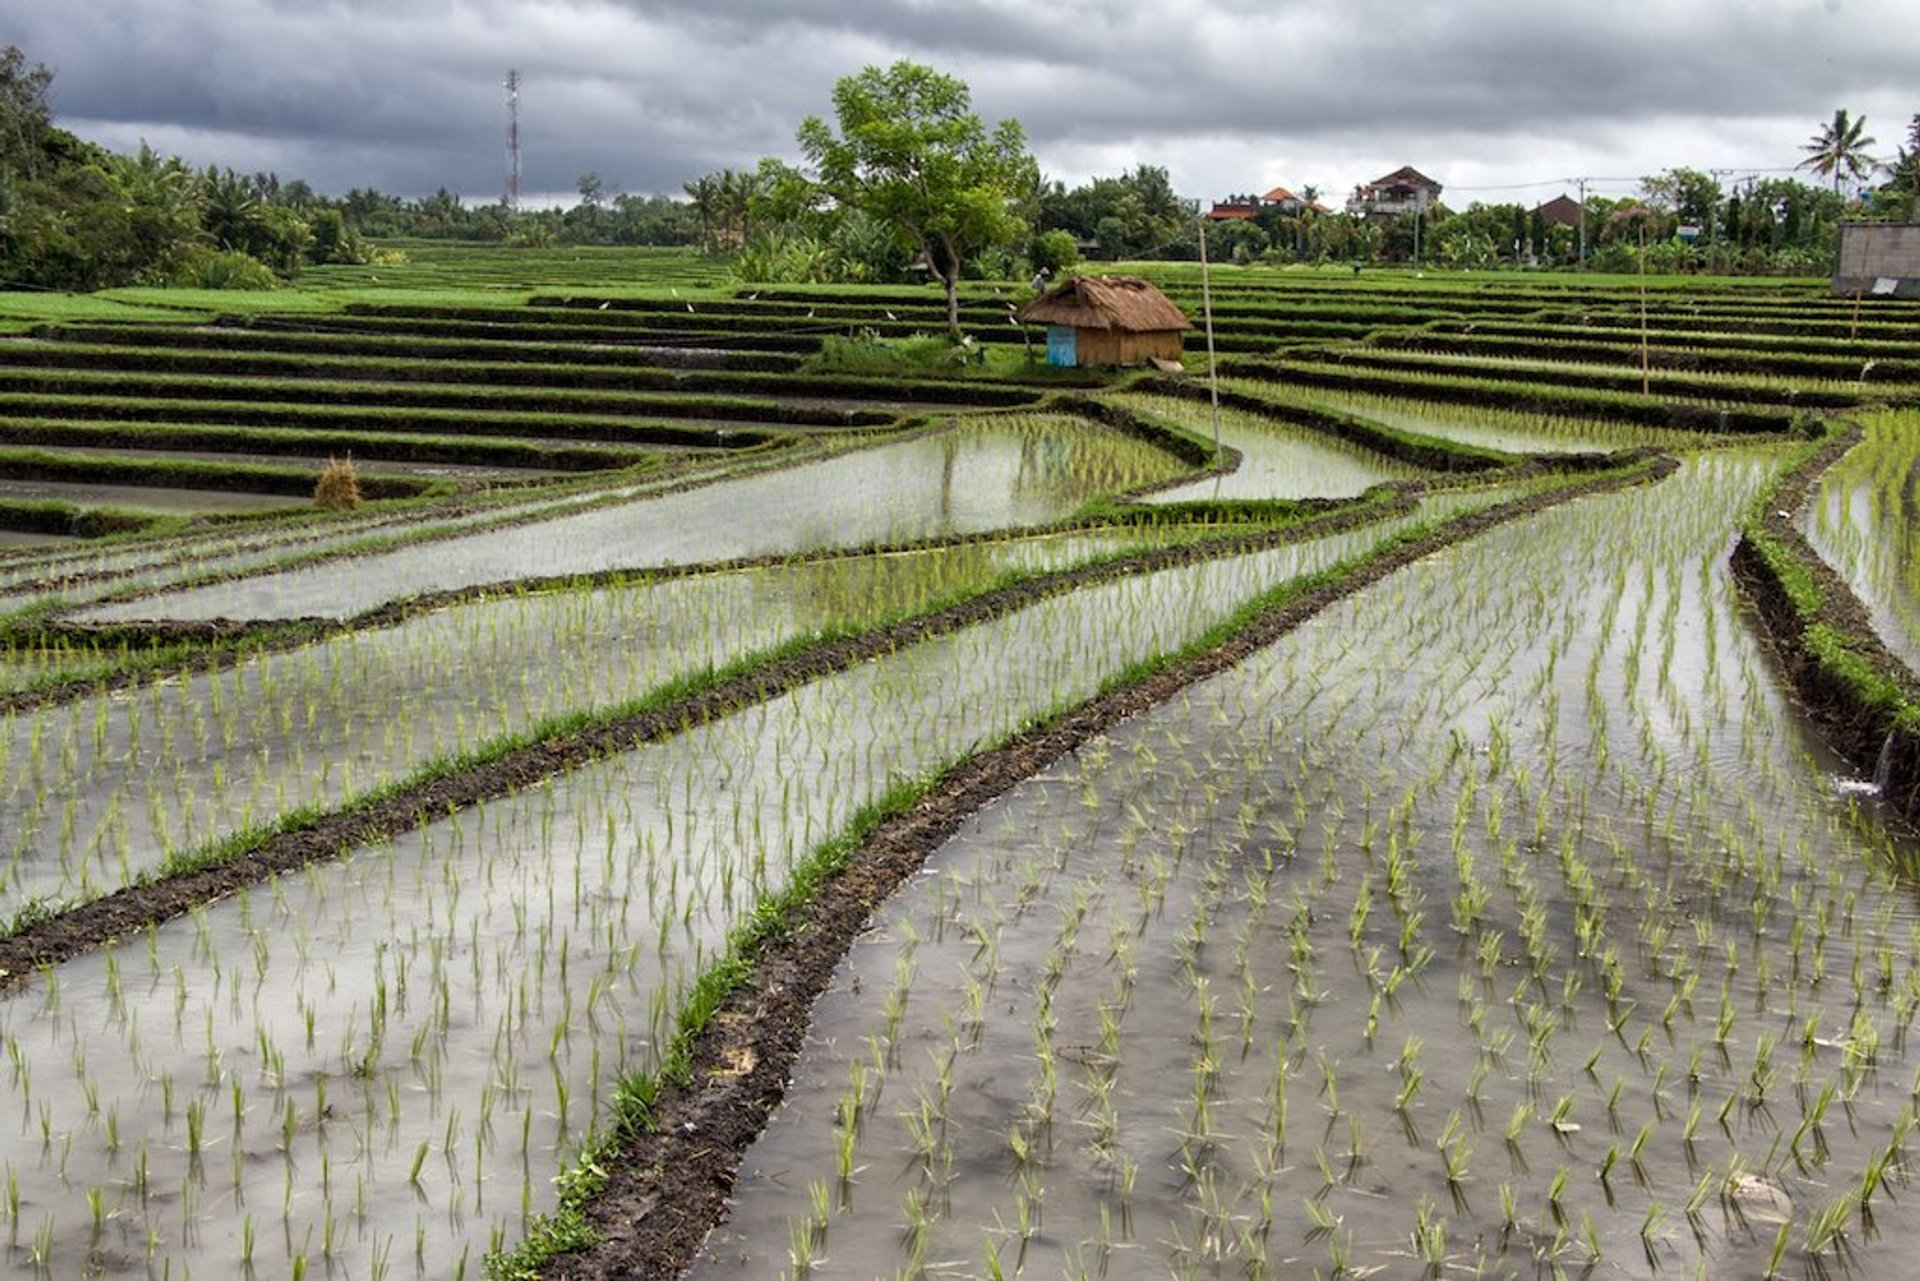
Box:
[1729,422,1920,827]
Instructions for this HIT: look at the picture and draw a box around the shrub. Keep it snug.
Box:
[313,455,363,510]
[174,248,279,290]
[803,332,977,376]
[1029,228,1081,276]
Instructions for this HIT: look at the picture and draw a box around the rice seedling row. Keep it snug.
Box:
[0,418,651,476]
[1798,410,1920,673]
[1233,356,1797,433]
[1218,376,1728,457]
[16,324,810,375]
[0,520,1257,912]
[1105,392,1428,502]
[247,311,827,356]
[0,448,780,614]
[0,341,1051,414]
[71,415,1195,624]
[688,448,1920,1281]
[1369,328,1920,385]
[1287,345,1889,409]
[0,478,1507,1279]
[1421,317,1920,365]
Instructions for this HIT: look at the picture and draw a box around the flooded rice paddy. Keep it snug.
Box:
[695,450,1920,1280]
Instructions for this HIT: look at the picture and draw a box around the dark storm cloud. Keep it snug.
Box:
[10,0,1918,202]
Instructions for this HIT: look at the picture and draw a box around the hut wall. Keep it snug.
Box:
[1833,223,1920,298]
[1074,328,1184,367]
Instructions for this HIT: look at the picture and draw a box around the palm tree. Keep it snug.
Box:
[1799,109,1877,195]
[682,174,721,252]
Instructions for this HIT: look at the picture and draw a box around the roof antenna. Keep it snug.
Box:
[504,69,522,213]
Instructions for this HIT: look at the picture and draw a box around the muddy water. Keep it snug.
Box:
[695,448,1920,1280]
[1110,392,1424,502]
[0,464,706,611]
[76,418,1191,624]
[0,492,1474,1279]
[0,528,1184,911]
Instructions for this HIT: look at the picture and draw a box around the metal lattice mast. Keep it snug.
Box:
[504,69,521,213]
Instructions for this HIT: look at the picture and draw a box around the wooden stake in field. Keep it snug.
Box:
[1197,220,1223,469]
[1638,227,1651,397]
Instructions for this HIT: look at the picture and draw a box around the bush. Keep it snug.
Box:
[174,248,280,290]
[313,455,363,510]
[1029,228,1081,276]
[803,332,977,376]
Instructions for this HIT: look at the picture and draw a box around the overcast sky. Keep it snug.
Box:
[12,0,1918,210]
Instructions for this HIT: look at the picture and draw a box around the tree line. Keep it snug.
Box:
[3,38,1917,294]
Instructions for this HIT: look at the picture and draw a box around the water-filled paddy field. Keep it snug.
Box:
[0,484,1507,1276]
[1,266,1917,1281]
[73,414,1187,624]
[1801,409,1920,672]
[696,451,1920,1279]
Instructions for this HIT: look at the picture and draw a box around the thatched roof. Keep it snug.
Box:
[1016,276,1191,332]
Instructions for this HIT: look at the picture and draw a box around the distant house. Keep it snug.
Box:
[1208,186,1329,220]
[1015,275,1191,368]
[1535,194,1583,229]
[1259,186,1329,214]
[1346,166,1443,217]
[1207,194,1264,221]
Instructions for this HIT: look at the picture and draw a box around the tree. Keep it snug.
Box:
[0,45,52,182]
[799,61,1036,333]
[1799,109,1877,195]
[1639,167,1722,227]
[1883,114,1920,219]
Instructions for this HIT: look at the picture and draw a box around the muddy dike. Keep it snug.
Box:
[1729,424,1920,822]
[1145,376,1513,472]
[1374,329,1920,384]
[527,453,1677,1279]
[1229,357,1798,434]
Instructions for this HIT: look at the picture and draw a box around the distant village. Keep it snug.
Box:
[1191,163,1858,276]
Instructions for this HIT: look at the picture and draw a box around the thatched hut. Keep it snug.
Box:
[1015,275,1191,368]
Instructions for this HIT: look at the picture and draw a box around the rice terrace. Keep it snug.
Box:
[0,240,1912,1280]
[6,38,1920,1281]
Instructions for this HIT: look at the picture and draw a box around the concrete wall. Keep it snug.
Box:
[1833,223,1920,297]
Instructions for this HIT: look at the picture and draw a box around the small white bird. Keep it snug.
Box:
[885,310,897,321]
[686,302,695,313]
[597,301,610,310]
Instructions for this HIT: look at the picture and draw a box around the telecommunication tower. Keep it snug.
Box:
[504,69,522,213]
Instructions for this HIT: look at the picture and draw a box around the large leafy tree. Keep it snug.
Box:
[1037,164,1197,260]
[0,44,52,182]
[1799,108,1877,194]
[799,61,1036,333]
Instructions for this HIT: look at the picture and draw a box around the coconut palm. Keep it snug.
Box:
[1798,109,1877,195]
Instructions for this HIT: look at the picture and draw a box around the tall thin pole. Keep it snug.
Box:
[1638,225,1650,396]
[1197,220,1223,468]
[1576,177,1588,268]
[505,70,522,214]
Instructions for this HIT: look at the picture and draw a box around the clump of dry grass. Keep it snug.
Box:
[314,455,363,510]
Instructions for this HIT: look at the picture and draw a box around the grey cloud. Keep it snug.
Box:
[9,0,1917,201]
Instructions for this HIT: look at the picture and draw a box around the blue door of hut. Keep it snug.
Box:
[1046,325,1077,367]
